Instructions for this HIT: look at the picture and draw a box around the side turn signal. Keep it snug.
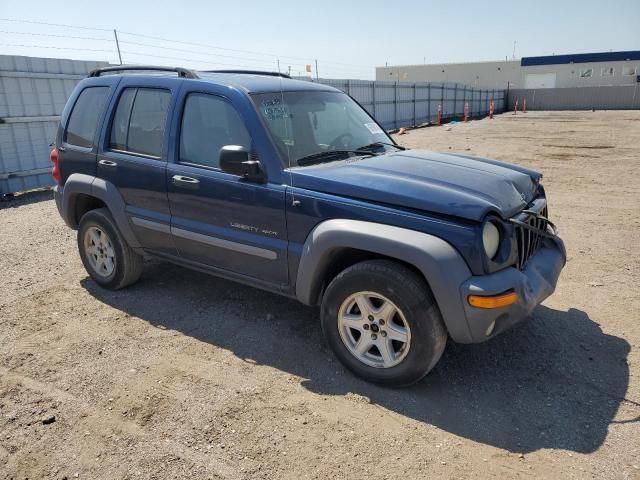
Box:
[468,291,518,309]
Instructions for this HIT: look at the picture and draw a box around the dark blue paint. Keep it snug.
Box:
[284,186,484,278]
[287,151,541,222]
[94,76,183,256]
[521,50,640,66]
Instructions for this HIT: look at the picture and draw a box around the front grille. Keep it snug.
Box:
[513,204,549,270]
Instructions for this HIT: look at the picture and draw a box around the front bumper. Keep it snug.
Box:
[459,235,566,342]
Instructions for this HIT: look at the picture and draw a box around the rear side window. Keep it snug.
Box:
[109,87,171,158]
[64,87,109,148]
[179,93,251,169]
[109,88,136,151]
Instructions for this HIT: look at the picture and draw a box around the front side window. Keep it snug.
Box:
[179,93,251,169]
[601,67,615,77]
[109,87,171,158]
[252,91,394,167]
[64,86,109,148]
[622,66,637,76]
[579,68,593,78]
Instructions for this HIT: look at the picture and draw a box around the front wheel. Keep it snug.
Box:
[321,260,447,386]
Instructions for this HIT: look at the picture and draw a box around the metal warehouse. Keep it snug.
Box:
[377,51,640,89]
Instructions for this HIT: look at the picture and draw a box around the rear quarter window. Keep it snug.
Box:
[64,86,110,148]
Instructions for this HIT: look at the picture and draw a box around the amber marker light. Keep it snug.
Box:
[468,291,518,309]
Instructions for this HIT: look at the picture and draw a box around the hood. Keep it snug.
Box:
[288,150,542,221]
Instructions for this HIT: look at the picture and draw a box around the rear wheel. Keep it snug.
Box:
[321,260,447,386]
[78,208,143,289]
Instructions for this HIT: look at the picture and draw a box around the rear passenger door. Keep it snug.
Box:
[97,78,178,256]
[166,91,289,285]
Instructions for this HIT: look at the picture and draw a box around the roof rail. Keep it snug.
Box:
[88,65,199,79]
[205,69,291,79]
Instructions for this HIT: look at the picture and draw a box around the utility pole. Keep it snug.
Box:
[113,29,123,65]
[512,40,517,60]
[277,59,281,73]
[315,59,319,81]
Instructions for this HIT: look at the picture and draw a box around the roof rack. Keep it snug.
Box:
[88,65,199,79]
[205,69,291,79]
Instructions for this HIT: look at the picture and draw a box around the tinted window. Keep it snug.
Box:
[180,93,251,169]
[64,87,109,148]
[109,88,171,158]
[109,88,136,151]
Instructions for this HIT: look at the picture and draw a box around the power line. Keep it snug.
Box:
[117,39,358,75]
[121,51,351,78]
[0,29,112,41]
[1,42,278,71]
[0,17,375,78]
[0,17,111,32]
[118,39,280,65]
[0,43,114,53]
[120,51,281,71]
[1,18,374,70]
[117,30,374,71]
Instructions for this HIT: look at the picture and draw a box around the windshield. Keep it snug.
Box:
[252,91,396,167]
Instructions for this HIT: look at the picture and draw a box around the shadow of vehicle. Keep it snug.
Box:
[0,188,53,209]
[81,259,632,454]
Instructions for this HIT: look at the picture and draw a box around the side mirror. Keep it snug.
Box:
[219,145,264,182]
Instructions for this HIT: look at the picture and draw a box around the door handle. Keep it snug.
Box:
[172,175,200,190]
[98,159,118,168]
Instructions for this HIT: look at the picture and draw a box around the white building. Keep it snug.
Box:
[376,51,640,89]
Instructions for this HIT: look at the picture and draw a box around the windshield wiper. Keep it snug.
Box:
[296,150,374,166]
[356,141,406,152]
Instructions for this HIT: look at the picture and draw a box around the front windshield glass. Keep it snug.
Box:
[252,91,396,167]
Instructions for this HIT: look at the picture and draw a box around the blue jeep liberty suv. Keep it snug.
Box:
[52,66,566,385]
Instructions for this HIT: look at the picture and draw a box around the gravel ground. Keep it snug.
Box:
[1,110,639,479]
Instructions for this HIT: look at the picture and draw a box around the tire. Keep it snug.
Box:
[77,208,143,290]
[321,259,447,386]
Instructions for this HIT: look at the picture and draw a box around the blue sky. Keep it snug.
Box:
[1,0,638,79]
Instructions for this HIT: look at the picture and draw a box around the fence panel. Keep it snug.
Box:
[508,86,640,111]
[310,78,505,129]
[0,55,107,194]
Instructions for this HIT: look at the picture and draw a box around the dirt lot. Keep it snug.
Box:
[1,110,639,479]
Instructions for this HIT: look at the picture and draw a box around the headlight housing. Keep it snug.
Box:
[482,220,501,259]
